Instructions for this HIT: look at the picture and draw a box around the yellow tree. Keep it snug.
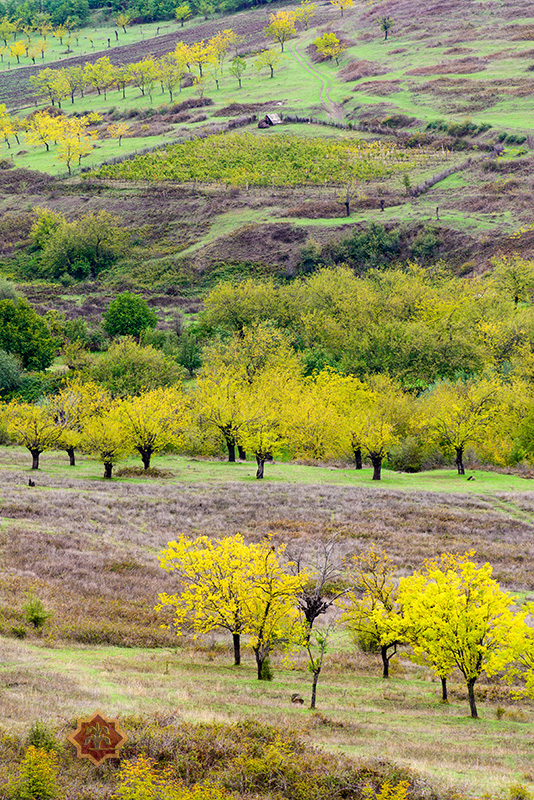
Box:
[239,366,295,479]
[5,402,62,469]
[295,0,317,30]
[9,40,25,63]
[56,116,96,175]
[157,532,257,665]
[189,40,210,77]
[128,57,157,97]
[115,12,131,33]
[424,378,500,474]
[36,39,48,60]
[120,386,190,470]
[314,32,346,64]
[330,0,353,17]
[158,52,184,102]
[0,104,17,149]
[492,253,534,308]
[243,541,306,679]
[80,403,129,479]
[254,49,285,79]
[0,19,16,46]
[53,24,66,45]
[208,28,234,73]
[48,380,111,466]
[342,546,404,679]
[25,111,62,152]
[50,71,70,108]
[107,121,128,146]
[264,10,296,53]
[350,375,412,480]
[194,362,250,462]
[397,553,524,718]
[175,3,191,26]
[284,369,343,461]
[86,56,115,99]
[174,40,192,75]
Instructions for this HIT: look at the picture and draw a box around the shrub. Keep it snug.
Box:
[17,746,58,800]
[90,338,184,397]
[26,722,59,754]
[103,292,158,339]
[23,596,51,630]
[0,348,23,394]
[0,278,19,301]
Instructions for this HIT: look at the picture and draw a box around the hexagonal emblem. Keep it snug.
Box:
[68,711,127,765]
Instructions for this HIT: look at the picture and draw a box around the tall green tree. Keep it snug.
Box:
[0,298,56,370]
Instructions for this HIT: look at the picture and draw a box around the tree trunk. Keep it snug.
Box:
[66,446,76,467]
[344,200,350,217]
[371,454,382,481]
[256,456,265,480]
[441,676,448,702]
[227,440,236,462]
[455,446,465,475]
[467,678,478,719]
[354,446,362,470]
[103,462,113,479]
[381,644,390,678]
[138,448,151,470]
[269,65,274,78]
[238,445,246,460]
[233,632,241,666]
[30,449,40,470]
[310,669,320,709]
[254,650,264,680]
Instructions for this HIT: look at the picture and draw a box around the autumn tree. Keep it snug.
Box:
[175,4,191,26]
[314,32,346,64]
[6,402,62,469]
[80,403,128,478]
[86,56,114,99]
[48,380,110,466]
[120,386,190,470]
[56,115,95,174]
[107,121,128,146]
[330,0,353,16]
[116,12,131,33]
[9,40,25,63]
[25,111,61,152]
[424,378,499,474]
[254,49,285,79]
[398,553,523,718]
[129,57,157,98]
[342,546,404,679]
[264,10,296,52]
[492,254,534,308]
[157,533,256,666]
[158,53,184,102]
[242,541,305,679]
[295,0,317,30]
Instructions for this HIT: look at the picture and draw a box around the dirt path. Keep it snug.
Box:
[287,40,344,121]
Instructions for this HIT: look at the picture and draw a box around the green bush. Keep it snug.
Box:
[0,299,56,371]
[26,722,59,754]
[23,596,51,630]
[0,348,23,394]
[90,338,184,397]
[103,292,158,339]
[17,746,58,800]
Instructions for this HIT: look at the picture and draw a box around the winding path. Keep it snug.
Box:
[286,40,344,121]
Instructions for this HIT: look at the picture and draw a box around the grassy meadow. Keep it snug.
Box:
[2,444,534,796]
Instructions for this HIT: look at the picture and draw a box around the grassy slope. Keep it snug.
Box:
[0,0,533,315]
[2,447,534,795]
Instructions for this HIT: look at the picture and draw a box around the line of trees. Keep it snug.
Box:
[157,536,534,718]
[3,322,534,480]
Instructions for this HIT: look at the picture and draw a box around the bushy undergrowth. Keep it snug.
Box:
[0,718,440,800]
